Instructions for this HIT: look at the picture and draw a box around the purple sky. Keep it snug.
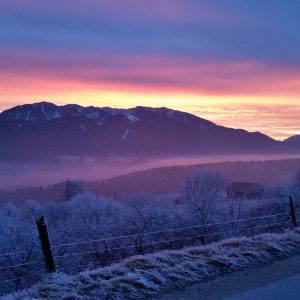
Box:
[0,0,300,139]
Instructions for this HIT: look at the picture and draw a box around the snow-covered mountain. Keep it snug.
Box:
[1,102,142,124]
[0,102,298,161]
[0,102,214,127]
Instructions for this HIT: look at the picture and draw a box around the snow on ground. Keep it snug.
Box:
[158,247,300,299]
[3,229,300,300]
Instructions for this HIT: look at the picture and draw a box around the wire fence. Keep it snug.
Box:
[0,249,44,296]
[50,212,291,249]
[49,217,294,274]
[53,220,291,259]
[49,211,297,278]
[0,202,299,296]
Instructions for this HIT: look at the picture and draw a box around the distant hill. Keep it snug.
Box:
[1,158,300,204]
[92,158,300,198]
[0,102,299,162]
[284,135,300,144]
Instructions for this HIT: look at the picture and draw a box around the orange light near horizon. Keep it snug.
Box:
[1,63,300,141]
[1,85,300,141]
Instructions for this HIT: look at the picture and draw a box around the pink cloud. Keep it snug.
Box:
[191,104,300,140]
[1,48,300,98]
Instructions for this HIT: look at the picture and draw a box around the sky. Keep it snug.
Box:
[0,0,299,140]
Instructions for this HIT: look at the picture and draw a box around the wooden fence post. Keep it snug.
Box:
[289,196,298,228]
[36,216,56,273]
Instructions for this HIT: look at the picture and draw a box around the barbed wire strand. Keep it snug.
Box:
[54,220,290,260]
[0,260,40,271]
[0,272,44,284]
[52,213,290,249]
[56,258,126,273]
[56,221,291,273]
[0,248,41,258]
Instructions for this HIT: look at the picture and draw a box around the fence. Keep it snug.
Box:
[0,196,299,295]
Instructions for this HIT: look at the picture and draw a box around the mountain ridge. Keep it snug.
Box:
[0,102,298,161]
[284,135,300,143]
[1,101,215,128]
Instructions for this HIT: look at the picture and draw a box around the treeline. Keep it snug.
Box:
[1,159,300,204]
[94,159,300,199]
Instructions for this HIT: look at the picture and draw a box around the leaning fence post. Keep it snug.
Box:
[289,196,298,228]
[36,216,56,272]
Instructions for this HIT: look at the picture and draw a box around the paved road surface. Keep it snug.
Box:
[157,254,300,300]
[226,273,300,300]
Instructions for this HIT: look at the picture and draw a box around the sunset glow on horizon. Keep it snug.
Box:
[0,0,300,140]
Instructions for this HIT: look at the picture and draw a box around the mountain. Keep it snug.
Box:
[284,135,300,144]
[0,102,298,162]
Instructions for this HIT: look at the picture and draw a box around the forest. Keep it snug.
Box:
[1,158,300,205]
[1,168,300,296]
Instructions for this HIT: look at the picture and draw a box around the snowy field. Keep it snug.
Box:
[3,229,300,300]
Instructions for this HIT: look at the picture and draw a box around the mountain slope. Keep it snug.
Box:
[0,102,297,161]
[284,135,300,143]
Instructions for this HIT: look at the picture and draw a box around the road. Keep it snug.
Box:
[157,254,300,300]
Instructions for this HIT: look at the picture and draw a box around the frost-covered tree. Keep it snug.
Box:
[181,171,226,223]
[286,169,300,210]
[0,201,42,294]
[125,193,174,254]
[291,169,300,197]
[181,171,226,243]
